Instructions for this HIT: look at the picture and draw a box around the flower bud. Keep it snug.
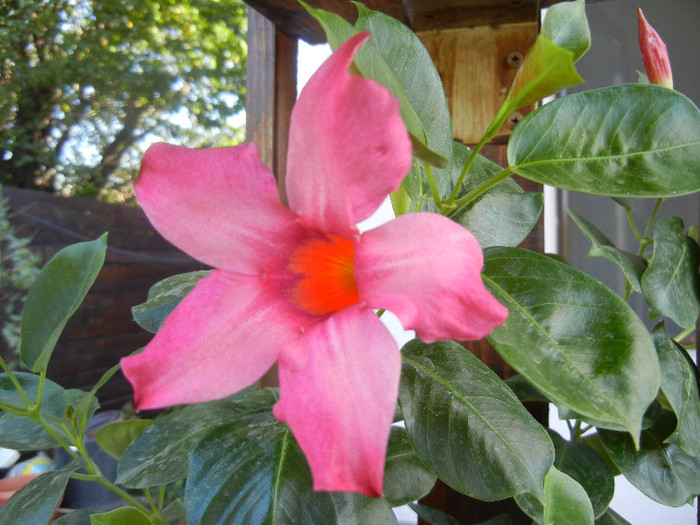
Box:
[637,9,673,89]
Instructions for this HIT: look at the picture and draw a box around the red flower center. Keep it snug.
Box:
[289,234,359,316]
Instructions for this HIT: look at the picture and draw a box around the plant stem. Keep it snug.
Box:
[423,163,444,212]
[0,356,32,408]
[451,167,516,212]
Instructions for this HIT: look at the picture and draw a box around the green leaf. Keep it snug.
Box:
[132,270,210,334]
[549,431,614,518]
[508,85,700,197]
[53,508,98,524]
[305,2,453,193]
[20,234,107,372]
[0,372,71,450]
[598,412,700,507]
[508,36,583,110]
[90,507,153,525]
[0,458,86,525]
[96,419,154,460]
[594,508,632,525]
[641,217,700,328]
[567,209,647,292]
[483,247,660,443]
[448,144,542,248]
[543,467,594,525]
[383,426,436,506]
[352,3,453,164]
[409,503,462,525]
[541,0,590,62]
[185,407,396,525]
[117,388,272,488]
[399,339,554,501]
[652,324,700,456]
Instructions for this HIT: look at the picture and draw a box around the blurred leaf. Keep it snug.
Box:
[541,0,590,62]
[409,503,462,525]
[641,217,700,328]
[484,247,660,443]
[0,458,85,525]
[652,324,700,456]
[567,209,647,292]
[543,467,594,525]
[383,426,436,506]
[53,508,99,525]
[599,412,700,507]
[20,234,107,372]
[96,419,154,460]
[90,507,152,525]
[0,372,71,450]
[399,339,554,501]
[594,508,632,524]
[118,388,271,488]
[186,407,396,525]
[508,85,700,197]
[132,270,210,333]
[549,431,614,518]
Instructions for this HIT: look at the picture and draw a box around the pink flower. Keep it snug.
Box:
[638,8,673,89]
[121,33,508,497]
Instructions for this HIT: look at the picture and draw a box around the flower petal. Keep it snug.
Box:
[135,142,304,274]
[355,213,508,342]
[121,270,312,410]
[285,33,413,236]
[273,306,400,496]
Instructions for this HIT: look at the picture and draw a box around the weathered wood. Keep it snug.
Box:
[243,0,567,43]
[420,23,537,144]
[1,187,205,410]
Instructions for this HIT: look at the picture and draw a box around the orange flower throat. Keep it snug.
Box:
[289,234,359,316]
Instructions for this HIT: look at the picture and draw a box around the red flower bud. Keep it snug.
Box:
[638,9,673,89]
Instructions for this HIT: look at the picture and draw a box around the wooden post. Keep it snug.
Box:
[245,7,298,387]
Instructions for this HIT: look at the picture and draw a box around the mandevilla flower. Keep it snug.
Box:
[637,8,673,89]
[121,33,508,497]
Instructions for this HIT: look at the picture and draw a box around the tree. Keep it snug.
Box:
[0,0,247,199]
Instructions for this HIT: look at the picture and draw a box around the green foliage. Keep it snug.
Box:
[0,0,247,197]
[0,188,41,353]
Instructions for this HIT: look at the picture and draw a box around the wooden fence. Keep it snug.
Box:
[1,187,205,410]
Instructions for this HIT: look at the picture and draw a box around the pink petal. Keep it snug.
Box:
[273,306,400,496]
[285,33,413,237]
[355,213,508,342]
[121,270,312,410]
[135,142,304,275]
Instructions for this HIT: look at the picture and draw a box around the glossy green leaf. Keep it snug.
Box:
[96,419,154,460]
[508,36,583,110]
[90,507,152,525]
[652,324,700,456]
[594,508,632,525]
[448,142,543,247]
[483,247,660,442]
[508,85,700,197]
[0,458,85,525]
[549,431,614,518]
[0,372,71,450]
[132,270,210,334]
[399,339,554,501]
[53,508,98,525]
[117,388,270,488]
[641,217,700,328]
[598,412,700,507]
[543,467,594,525]
[186,407,396,525]
[304,1,453,197]
[383,426,436,506]
[567,209,647,292]
[20,234,107,372]
[541,0,590,62]
[409,503,462,525]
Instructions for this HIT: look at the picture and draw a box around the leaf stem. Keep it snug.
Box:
[451,167,516,212]
[423,163,444,212]
[0,357,32,408]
